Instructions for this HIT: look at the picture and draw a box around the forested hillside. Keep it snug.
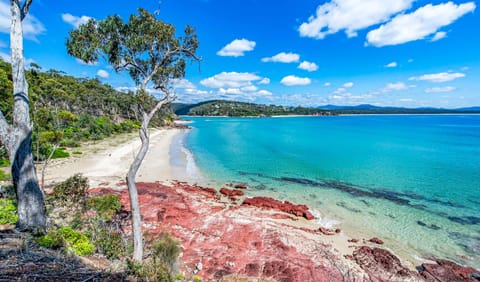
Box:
[0,58,174,164]
[174,100,333,116]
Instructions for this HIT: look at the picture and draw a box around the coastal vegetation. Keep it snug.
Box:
[174,100,333,116]
[175,100,480,117]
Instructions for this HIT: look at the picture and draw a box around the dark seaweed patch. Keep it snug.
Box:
[447,216,480,225]
[336,201,362,213]
[417,220,441,230]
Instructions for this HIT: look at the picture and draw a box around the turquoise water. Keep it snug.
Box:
[181,115,480,268]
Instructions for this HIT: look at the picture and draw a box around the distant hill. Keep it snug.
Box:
[318,104,480,114]
[174,101,480,117]
[173,100,333,117]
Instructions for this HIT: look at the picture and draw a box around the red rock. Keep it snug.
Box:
[419,259,480,282]
[107,182,354,281]
[335,228,341,233]
[242,197,314,220]
[353,246,419,281]
[369,237,384,244]
[319,227,336,235]
[219,187,244,198]
[234,183,248,189]
[348,238,359,243]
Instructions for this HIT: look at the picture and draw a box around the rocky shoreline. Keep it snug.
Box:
[89,181,480,281]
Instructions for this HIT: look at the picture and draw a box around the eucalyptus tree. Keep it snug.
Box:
[0,0,46,232]
[66,8,199,262]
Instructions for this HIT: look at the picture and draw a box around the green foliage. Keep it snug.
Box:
[0,199,18,225]
[193,275,202,282]
[50,174,88,206]
[35,226,94,256]
[175,100,332,117]
[0,147,9,167]
[150,231,181,271]
[90,224,126,259]
[126,231,181,282]
[86,195,121,221]
[0,170,11,181]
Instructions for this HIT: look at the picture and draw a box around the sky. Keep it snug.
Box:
[0,0,479,108]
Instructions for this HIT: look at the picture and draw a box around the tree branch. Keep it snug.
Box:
[20,0,33,20]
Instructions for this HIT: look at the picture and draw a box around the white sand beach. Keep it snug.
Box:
[41,128,182,188]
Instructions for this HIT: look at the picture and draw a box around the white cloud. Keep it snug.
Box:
[324,82,331,87]
[385,61,397,68]
[0,0,46,41]
[299,0,413,39]
[409,72,465,83]
[61,13,93,28]
[298,61,319,72]
[366,2,476,47]
[398,98,413,102]
[431,31,447,42]
[343,82,354,88]
[425,86,456,93]
[241,85,258,92]
[261,52,300,63]
[217,38,256,57]
[385,82,408,91]
[96,69,109,79]
[258,78,270,85]
[172,78,196,89]
[200,72,263,88]
[333,87,347,94]
[280,75,311,86]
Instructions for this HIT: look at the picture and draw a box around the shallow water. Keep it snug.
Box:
[179,115,480,268]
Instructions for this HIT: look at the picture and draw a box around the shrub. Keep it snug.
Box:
[86,195,121,221]
[35,226,94,256]
[0,170,11,181]
[0,199,18,225]
[127,231,181,282]
[151,231,180,272]
[50,174,89,206]
[91,224,125,259]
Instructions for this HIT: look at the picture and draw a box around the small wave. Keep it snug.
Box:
[310,209,340,228]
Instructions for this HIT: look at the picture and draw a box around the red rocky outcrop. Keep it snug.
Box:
[353,246,420,281]
[242,196,315,220]
[219,187,244,199]
[369,237,384,245]
[419,259,480,282]
[109,182,350,281]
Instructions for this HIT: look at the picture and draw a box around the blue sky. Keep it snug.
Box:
[0,0,479,108]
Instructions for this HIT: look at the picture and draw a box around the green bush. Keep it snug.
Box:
[0,199,18,225]
[60,138,80,147]
[36,226,94,256]
[86,195,121,221]
[51,174,89,206]
[91,225,125,259]
[127,231,181,282]
[0,170,11,181]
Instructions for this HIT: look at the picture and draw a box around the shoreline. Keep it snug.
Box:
[41,127,183,188]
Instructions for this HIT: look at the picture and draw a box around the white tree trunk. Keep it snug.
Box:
[125,95,170,262]
[126,113,150,262]
[9,0,46,232]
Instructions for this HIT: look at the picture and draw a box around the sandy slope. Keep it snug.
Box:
[41,128,181,187]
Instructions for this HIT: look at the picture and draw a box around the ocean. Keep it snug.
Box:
[173,115,480,268]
